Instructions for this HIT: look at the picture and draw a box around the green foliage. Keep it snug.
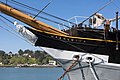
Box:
[0,56,2,62]
[28,58,36,64]
[10,56,28,65]
[0,50,5,56]
[24,49,33,55]
[18,49,24,55]
[0,49,54,65]
[0,50,11,64]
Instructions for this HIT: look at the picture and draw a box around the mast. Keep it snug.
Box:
[0,2,67,35]
[116,11,119,50]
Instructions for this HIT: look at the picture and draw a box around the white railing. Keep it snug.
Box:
[58,16,89,31]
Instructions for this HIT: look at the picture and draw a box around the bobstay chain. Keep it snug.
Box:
[58,56,79,80]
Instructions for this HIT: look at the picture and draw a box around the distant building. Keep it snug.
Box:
[23,54,31,58]
[49,60,56,65]
[0,62,2,65]
[8,52,13,57]
[23,53,28,56]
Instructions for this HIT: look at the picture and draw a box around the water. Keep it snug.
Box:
[0,67,68,80]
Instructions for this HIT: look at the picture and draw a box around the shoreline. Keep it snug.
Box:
[0,65,61,68]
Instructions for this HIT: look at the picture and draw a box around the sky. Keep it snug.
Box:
[0,0,120,53]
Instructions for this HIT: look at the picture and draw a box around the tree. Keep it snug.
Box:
[9,56,17,65]
[0,50,5,56]
[18,56,27,64]
[0,56,2,62]
[28,58,36,64]
[34,50,45,63]
[8,51,13,58]
[24,49,33,55]
[0,49,54,65]
[18,49,24,55]
[9,51,12,54]
[34,50,44,58]
[0,50,7,64]
[2,59,9,65]
[10,56,27,65]
[42,55,53,64]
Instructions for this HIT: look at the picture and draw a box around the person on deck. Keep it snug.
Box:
[104,20,110,39]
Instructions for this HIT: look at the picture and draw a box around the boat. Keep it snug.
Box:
[0,1,120,80]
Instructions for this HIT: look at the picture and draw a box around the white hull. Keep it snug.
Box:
[41,47,120,80]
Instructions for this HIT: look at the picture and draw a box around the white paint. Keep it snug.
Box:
[41,47,109,64]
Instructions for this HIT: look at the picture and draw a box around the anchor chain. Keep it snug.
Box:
[58,56,79,80]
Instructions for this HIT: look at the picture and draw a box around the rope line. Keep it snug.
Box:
[0,17,33,45]
[0,14,89,53]
[5,0,76,25]
[0,1,71,28]
[58,57,79,80]
[17,9,70,28]
[33,0,52,19]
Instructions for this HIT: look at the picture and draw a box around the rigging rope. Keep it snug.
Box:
[6,0,76,25]
[0,15,90,56]
[88,60,99,80]
[33,0,52,19]
[0,16,34,45]
[112,0,120,11]
[80,0,114,25]
[0,25,32,45]
[0,1,119,80]
[0,14,89,53]
[0,15,14,24]
[0,1,71,28]
[16,9,70,28]
[1,0,108,59]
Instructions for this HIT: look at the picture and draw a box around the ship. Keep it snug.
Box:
[0,0,120,80]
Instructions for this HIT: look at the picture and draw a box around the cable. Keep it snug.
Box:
[0,25,32,45]
[16,9,70,28]
[0,0,98,54]
[7,0,76,25]
[79,0,114,25]
[0,14,89,54]
[0,2,108,54]
[112,1,120,10]
[0,17,33,45]
[33,0,52,19]
[0,13,89,55]
[0,1,72,28]
[6,0,8,4]
[0,15,14,24]
[0,0,115,60]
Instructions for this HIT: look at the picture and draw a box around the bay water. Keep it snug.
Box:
[0,67,68,80]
